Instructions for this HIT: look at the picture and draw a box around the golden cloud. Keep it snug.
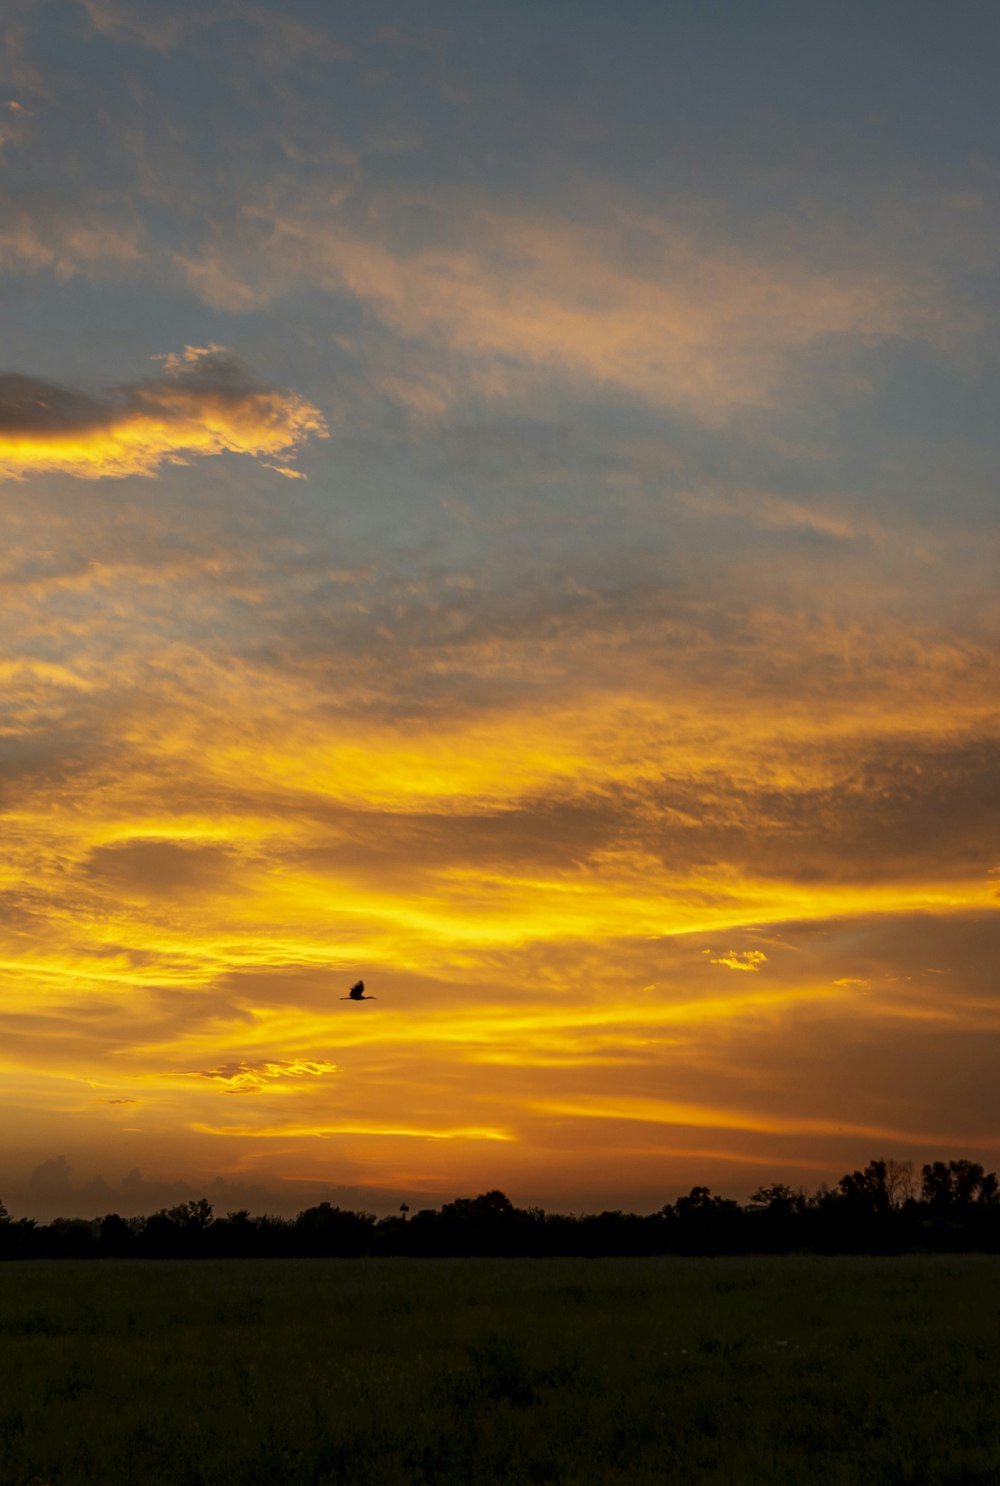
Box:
[182,196,963,421]
[189,1119,515,1142]
[0,345,327,481]
[527,1095,966,1147]
[190,1058,341,1095]
[711,951,768,972]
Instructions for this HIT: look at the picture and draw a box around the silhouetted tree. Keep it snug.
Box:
[745,1184,809,1253]
[99,1213,133,1257]
[294,1202,376,1257]
[40,1218,98,1259]
[138,1198,214,1257]
[577,1209,659,1257]
[207,1209,256,1258]
[443,1190,515,1221]
[837,1160,894,1219]
[749,1184,799,1213]
[672,1187,743,1254]
[884,1158,916,1208]
[6,1154,1000,1261]
[174,1198,214,1230]
[0,1217,37,1259]
[922,1160,998,1212]
[434,1190,516,1254]
[537,1211,583,1256]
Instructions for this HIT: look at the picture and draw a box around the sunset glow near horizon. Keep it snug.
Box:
[2,0,999,1221]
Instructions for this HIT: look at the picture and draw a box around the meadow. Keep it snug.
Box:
[1,1254,998,1485]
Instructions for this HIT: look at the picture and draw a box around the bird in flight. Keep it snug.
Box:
[341,980,375,1001]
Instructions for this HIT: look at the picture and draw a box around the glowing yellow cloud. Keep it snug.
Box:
[711,951,768,972]
[188,1059,341,1094]
[190,1121,515,1142]
[0,345,327,481]
[529,1095,984,1149]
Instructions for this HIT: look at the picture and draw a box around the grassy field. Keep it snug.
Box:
[1,1254,998,1485]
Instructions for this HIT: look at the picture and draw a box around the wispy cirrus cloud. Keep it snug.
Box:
[78,0,353,62]
[76,0,226,50]
[178,191,971,424]
[0,193,145,278]
[0,345,327,482]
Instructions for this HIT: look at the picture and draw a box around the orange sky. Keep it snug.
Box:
[1,0,999,1219]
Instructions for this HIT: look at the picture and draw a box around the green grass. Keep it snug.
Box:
[1,1254,999,1484]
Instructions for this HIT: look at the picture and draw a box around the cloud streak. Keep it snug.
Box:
[190,1058,340,1094]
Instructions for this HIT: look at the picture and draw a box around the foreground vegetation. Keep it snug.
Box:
[1,1254,999,1485]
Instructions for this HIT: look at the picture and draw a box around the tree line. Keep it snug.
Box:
[1,1158,997,1260]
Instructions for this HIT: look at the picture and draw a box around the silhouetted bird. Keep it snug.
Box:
[341,980,375,1001]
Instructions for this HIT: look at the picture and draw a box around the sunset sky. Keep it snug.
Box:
[2,0,999,1221]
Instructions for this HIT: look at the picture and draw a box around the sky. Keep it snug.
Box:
[2,0,999,1222]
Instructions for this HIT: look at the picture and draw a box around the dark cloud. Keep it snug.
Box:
[292,796,621,881]
[127,345,259,403]
[0,345,234,422]
[84,839,237,897]
[27,1152,72,1197]
[0,374,108,433]
[0,710,122,804]
[646,736,1000,887]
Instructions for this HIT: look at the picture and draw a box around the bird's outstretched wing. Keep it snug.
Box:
[341,979,375,1001]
